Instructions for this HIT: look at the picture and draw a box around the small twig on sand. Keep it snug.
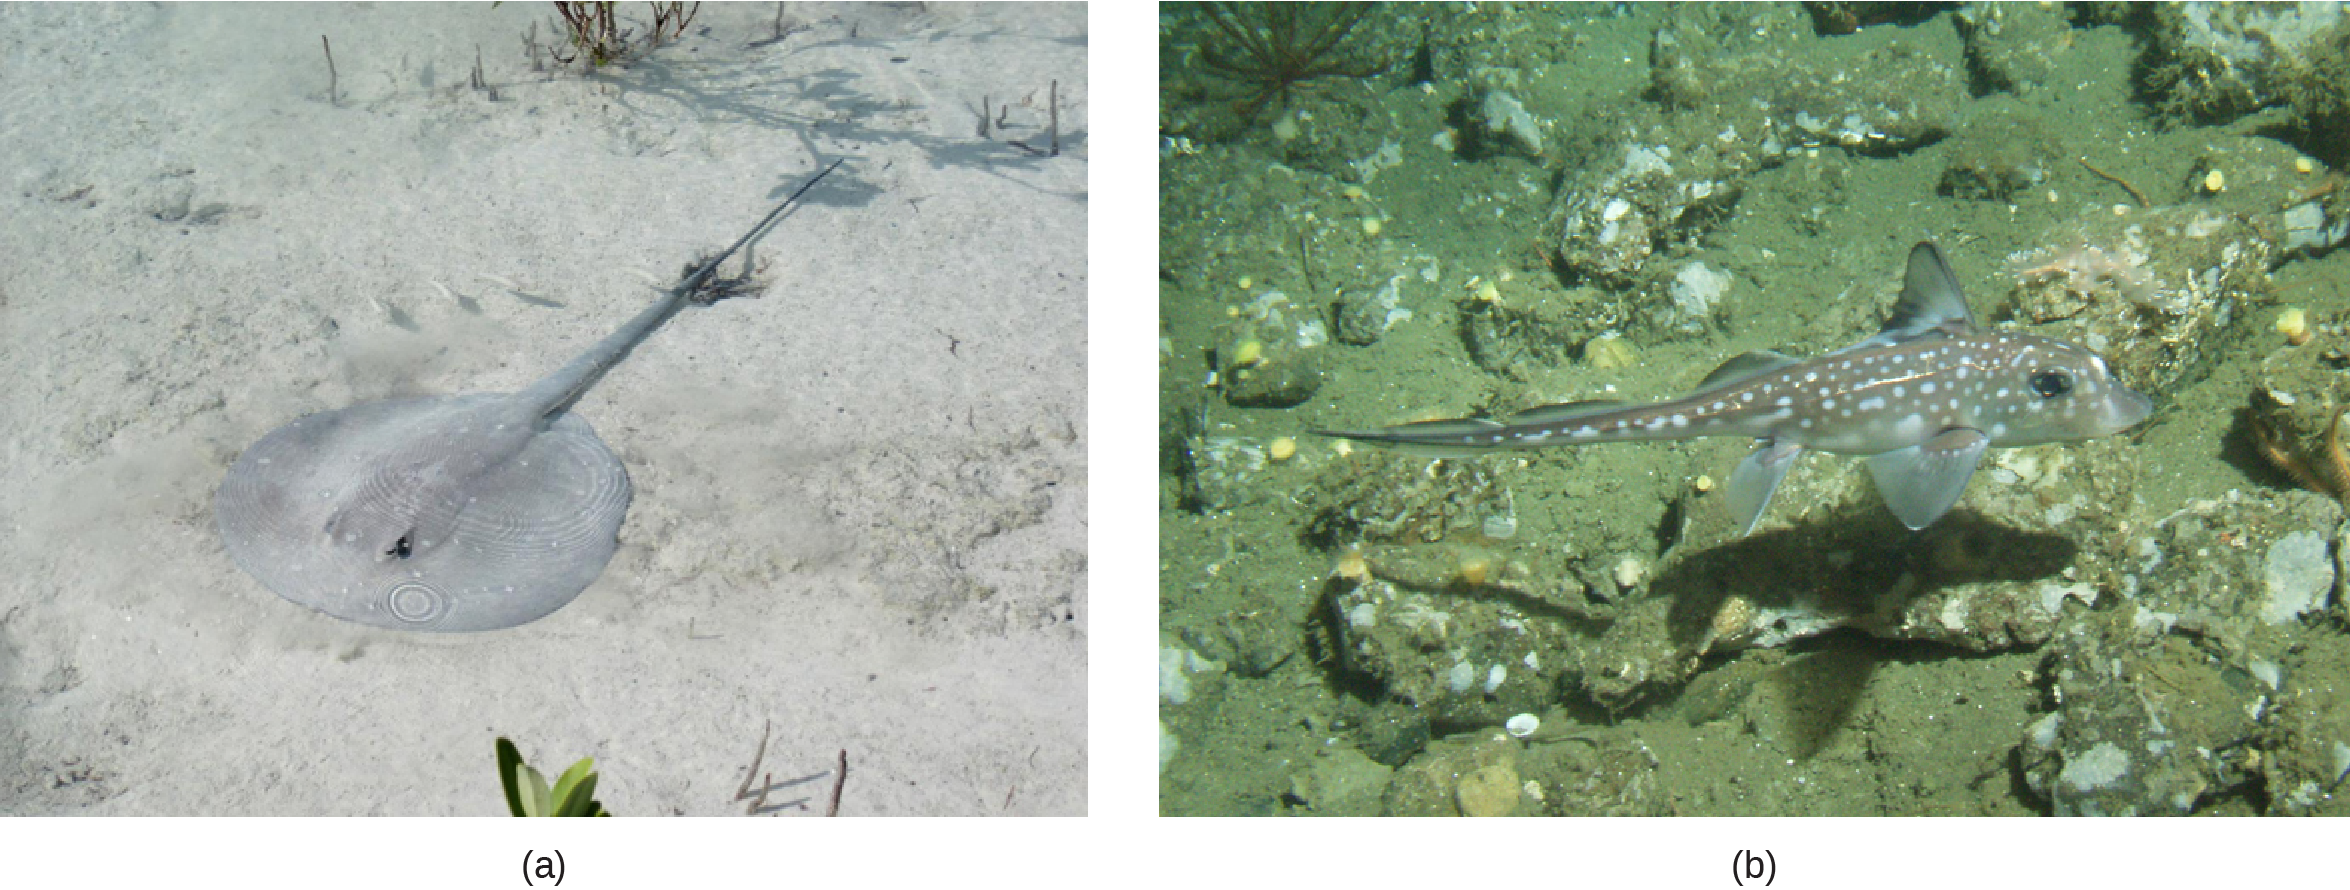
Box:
[1049,80,1060,157]
[1297,228,1319,296]
[827,749,848,816]
[734,719,771,814]
[2078,157,2148,207]
[321,35,338,106]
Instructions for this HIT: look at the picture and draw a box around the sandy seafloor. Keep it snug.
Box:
[0,2,1085,815]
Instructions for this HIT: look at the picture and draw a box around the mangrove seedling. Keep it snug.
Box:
[496,736,612,816]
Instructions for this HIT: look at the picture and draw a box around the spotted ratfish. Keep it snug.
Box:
[1318,242,2154,535]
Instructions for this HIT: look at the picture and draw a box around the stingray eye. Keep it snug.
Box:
[388,535,413,559]
[2029,370,2073,399]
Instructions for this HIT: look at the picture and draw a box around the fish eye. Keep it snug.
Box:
[387,535,413,559]
[2029,370,2073,399]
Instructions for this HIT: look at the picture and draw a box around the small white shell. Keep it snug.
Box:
[1505,713,1541,738]
[1613,555,1647,589]
[1482,512,1518,540]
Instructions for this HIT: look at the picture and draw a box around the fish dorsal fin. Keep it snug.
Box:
[1893,241,1976,331]
[1693,351,1803,394]
[1870,242,1976,346]
[1507,399,1630,424]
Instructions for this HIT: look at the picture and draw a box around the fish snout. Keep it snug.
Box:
[2100,384,2155,433]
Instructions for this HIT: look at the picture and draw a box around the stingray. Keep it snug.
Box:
[214,161,842,631]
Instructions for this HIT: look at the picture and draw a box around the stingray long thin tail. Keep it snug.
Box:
[521,159,844,420]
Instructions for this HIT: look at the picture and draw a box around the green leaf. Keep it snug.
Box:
[550,758,599,817]
[495,738,528,817]
[554,772,602,817]
[518,762,552,817]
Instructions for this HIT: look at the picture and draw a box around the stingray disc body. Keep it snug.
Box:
[215,393,631,631]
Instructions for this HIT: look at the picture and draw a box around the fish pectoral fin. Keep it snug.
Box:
[1727,439,1805,536]
[1865,428,1990,530]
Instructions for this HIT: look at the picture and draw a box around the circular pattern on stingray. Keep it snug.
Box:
[384,582,448,625]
